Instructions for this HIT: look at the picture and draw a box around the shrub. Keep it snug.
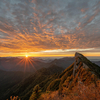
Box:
[29,85,41,100]
[7,96,20,100]
[47,79,61,91]
[59,63,74,78]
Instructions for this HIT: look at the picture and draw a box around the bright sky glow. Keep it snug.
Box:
[26,55,28,58]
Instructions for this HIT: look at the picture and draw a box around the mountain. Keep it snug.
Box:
[49,57,74,69]
[0,64,64,100]
[0,57,46,72]
[38,52,100,100]
[92,61,100,66]
[0,57,74,72]
[1,52,100,100]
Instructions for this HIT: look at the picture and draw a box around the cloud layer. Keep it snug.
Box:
[0,0,100,56]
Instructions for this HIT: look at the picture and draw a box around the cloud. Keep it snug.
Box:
[0,0,100,56]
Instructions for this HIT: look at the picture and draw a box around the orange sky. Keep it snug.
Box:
[1,50,100,57]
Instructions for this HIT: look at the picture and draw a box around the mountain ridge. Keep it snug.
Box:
[0,52,100,100]
[38,52,100,100]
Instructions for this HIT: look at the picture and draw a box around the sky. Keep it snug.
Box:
[0,0,100,57]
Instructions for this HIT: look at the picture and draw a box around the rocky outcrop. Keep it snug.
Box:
[59,52,100,91]
[73,52,100,78]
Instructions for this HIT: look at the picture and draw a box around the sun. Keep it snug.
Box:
[26,55,28,58]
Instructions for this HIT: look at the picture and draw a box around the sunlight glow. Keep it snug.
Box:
[26,55,28,58]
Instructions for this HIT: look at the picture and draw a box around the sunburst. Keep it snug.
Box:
[16,56,37,72]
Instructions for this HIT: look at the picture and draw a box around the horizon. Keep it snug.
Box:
[1,51,100,57]
[1,55,100,61]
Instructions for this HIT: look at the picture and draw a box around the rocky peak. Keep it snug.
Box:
[73,52,100,78]
[75,52,82,58]
[73,52,83,77]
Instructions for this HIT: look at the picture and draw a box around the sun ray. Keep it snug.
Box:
[16,58,25,66]
[15,55,38,72]
[28,59,36,71]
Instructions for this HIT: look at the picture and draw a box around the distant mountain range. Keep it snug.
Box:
[0,57,74,72]
[92,61,100,66]
[0,56,99,72]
